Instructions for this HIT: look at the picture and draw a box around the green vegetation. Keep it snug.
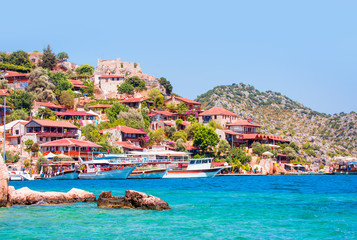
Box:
[40,45,57,70]
[193,126,219,153]
[8,90,34,111]
[75,64,94,76]
[27,67,55,102]
[158,77,173,95]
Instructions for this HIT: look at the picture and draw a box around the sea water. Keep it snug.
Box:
[0,176,356,239]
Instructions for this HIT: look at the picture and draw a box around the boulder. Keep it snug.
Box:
[0,155,9,207]
[8,187,96,206]
[97,190,170,211]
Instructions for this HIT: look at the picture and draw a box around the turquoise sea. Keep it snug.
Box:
[1,176,357,239]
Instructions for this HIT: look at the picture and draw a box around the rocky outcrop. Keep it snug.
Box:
[97,190,170,211]
[7,187,96,206]
[0,155,9,207]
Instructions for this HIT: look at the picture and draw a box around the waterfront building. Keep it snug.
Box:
[23,119,79,144]
[99,126,146,147]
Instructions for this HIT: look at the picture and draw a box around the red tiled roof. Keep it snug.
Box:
[184,144,198,151]
[227,120,261,127]
[4,71,29,78]
[120,97,150,103]
[100,75,124,78]
[149,110,175,117]
[163,121,174,126]
[40,138,100,148]
[56,111,96,116]
[100,126,146,135]
[87,104,112,109]
[28,119,78,129]
[69,80,88,88]
[165,96,201,105]
[36,101,66,109]
[199,107,238,117]
[223,130,243,136]
[0,89,10,96]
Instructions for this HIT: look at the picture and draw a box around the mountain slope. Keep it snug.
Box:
[195,83,357,161]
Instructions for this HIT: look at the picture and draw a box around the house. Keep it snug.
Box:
[164,96,201,111]
[198,107,239,128]
[69,79,88,91]
[23,119,79,144]
[148,110,177,122]
[97,74,125,95]
[99,126,146,146]
[217,119,289,147]
[8,121,28,145]
[32,101,67,115]
[120,97,152,109]
[40,138,101,161]
[3,71,30,90]
[56,111,97,121]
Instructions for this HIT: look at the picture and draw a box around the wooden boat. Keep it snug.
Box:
[333,162,357,175]
[41,161,80,180]
[163,158,229,178]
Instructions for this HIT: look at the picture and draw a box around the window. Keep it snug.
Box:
[196,160,202,164]
[189,160,195,164]
[202,159,208,163]
[214,115,217,119]
[15,130,19,135]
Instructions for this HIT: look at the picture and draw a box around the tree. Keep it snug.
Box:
[193,126,219,153]
[81,124,99,142]
[31,143,40,153]
[27,67,55,102]
[175,119,183,129]
[159,77,173,95]
[25,139,34,151]
[229,148,252,164]
[48,72,72,96]
[208,120,223,130]
[8,50,33,68]
[282,147,298,159]
[106,102,128,123]
[0,79,8,89]
[8,90,34,111]
[82,79,94,96]
[175,139,186,152]
[186,122,201,140]
[218,139,230,157]
[152,128,165,143]
[118,82,134,94]
[59,91,74,108]
[75,64,94,75]
[177,102,188,114]
[118,108,145,129]
[37,107,56,119]
[289,142,300,152]
[187,115,198,123]
[6,109,28,122]
[40,45,57,70]
[165,126,176,139]
[251,142,270,156]
[57,52,69,60]
[172,130,187,142]
[126,76,146,91]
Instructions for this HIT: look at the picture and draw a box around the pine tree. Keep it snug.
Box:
[40,45,57,70]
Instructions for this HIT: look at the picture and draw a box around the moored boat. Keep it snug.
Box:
[78,158,137,180]
[128,167,169,179]
[163,158,229,178]
[333,161,357,175]
[41,161,80,180]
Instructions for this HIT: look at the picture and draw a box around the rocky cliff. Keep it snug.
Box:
[195,83,357,165]
[0,155,8,207]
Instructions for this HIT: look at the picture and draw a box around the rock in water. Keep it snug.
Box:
[0,155,9,207]
[97,190,170,210]
[8,187,96,206]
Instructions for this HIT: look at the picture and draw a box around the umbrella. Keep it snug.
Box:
[262,151,274,156]
[45,152,57,159]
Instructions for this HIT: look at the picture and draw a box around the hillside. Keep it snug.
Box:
[195,83,357,163]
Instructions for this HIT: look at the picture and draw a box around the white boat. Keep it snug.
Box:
[8,167,35,181]
[78,159,137,180]
[163,158,229,178]
[42,170,80,180]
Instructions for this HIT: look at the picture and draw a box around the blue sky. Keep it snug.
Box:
[1,0,356,114]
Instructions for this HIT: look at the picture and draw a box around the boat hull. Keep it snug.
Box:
[9,173,34,181]
[163,167,223,178]
[333,171,357,175]
[79,166,136,180]
[128,169,168,179]
[43,171,79,180]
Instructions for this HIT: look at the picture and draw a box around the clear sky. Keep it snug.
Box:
[1,0,356,114]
